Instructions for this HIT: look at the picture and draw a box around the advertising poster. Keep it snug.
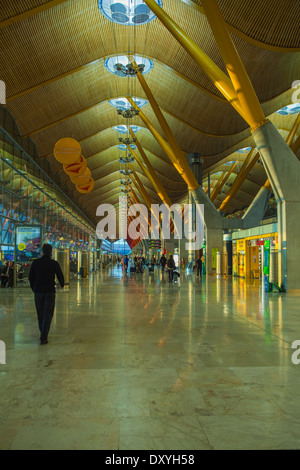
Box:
[16,225,41,261]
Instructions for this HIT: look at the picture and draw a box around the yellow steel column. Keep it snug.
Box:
[286,113,300,147]
[127,96,199,190]
[126,142,172,207]
[128,191,149,237]
[210,161,238,202]
[130,169,152,209]
[218,148,257,212]
[201,0,267,131]
[128,129,173,207]
[130,58,200,190]
[209,171,226,199]
[130,170,161,228]
[142,0,246,121]
[291,135,300,154]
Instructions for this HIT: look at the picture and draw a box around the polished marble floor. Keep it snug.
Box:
[1,264,300,450]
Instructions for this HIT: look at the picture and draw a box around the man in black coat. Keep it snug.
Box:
[29,244,64,345]
[167,254,175,281]
[159,254,167,274]
[196,254,202,278]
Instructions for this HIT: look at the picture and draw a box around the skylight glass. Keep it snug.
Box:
[109,97,148,110]
[113,125,143,134]
[236,147,252,154]
[276,103,300,115]
[98,0,163,26]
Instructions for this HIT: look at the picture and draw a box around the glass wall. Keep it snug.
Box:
[0,106,96,276]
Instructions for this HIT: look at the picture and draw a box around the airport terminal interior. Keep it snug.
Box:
[0,0,300,450]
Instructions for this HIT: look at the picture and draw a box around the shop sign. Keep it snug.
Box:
[237,239,245,251]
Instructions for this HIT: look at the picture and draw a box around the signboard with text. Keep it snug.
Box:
[15,225,42,261]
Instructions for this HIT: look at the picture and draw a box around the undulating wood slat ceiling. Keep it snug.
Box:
[217,0,300,49]
[0,0,299,227]
[0,0,49,21]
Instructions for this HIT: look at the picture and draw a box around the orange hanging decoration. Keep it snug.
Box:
[63,155,87,177]
[54,137,81,164]
[70,167,91,186]
[76,178,95,194]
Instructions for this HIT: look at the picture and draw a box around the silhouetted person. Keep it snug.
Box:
[29,244,64,345]
[1,261,9,288]
[196,255,202,278]
[123,255,129,273]
[167,254,175,281]
[160,254,167,274]
[7,261,14,288]
[150,256,155,270]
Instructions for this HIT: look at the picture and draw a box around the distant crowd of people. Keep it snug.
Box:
[115,253,183,282]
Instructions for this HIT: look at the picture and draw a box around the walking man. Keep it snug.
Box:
[167,254,175,282]
[196,254,202,278]
[160,254,167,274]
[29,244,64,345]
[123,254,129,273]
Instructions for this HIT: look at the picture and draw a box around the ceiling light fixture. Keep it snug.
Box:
[117,106,140,119]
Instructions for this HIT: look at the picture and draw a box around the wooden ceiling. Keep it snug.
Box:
[1,0,299,227]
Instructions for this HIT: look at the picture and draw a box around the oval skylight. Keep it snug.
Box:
[236,147,252,154]
[109,97,148,110]
[98,0,163,26]
[113,125,143,134]
[276,103,300,115]
[105,55,153,77]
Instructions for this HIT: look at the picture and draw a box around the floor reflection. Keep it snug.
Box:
[1,267,300,450]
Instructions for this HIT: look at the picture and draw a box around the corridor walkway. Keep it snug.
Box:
[1,265,300,450]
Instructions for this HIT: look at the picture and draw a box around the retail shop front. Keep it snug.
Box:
[231,224,278,280]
